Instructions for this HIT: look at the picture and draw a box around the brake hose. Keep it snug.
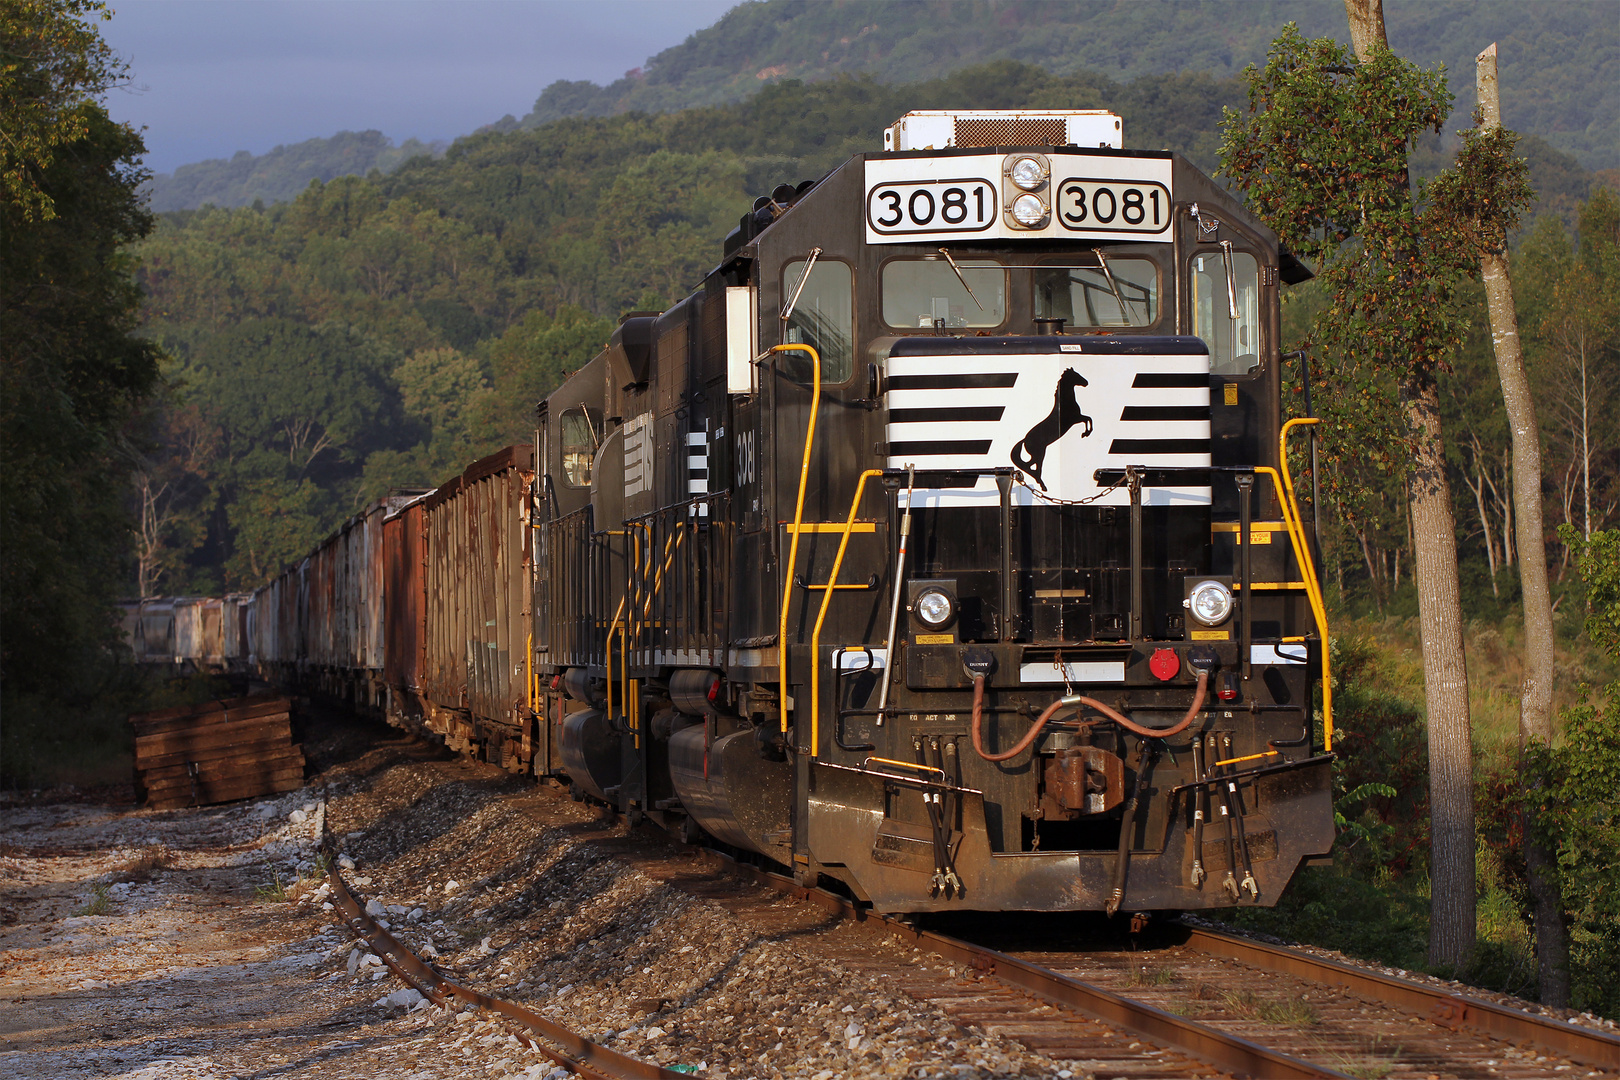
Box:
[1078,669,1209,739]
[970,678,1074,762]
[969,669,1210,762]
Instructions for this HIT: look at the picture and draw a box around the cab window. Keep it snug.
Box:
[559,408,596,487]
[1191,249,1261,375]
[881,258,1006,329]
[781,258,854,383]
[1034,258,1158,327]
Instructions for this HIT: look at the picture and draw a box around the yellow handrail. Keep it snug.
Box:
[808,469,883,757]
[641,525,687,621]
[603,595,627,728]
[1256,415,1333,750]
[526,630,536,712]
[773,343,822,736]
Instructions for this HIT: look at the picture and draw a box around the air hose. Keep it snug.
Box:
[1077,669,1209,740]
[969,669,1210,762]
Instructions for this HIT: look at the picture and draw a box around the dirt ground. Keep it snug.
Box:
[0,710,1066,1080]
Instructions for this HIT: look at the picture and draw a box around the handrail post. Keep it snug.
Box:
[771,343,822,739]
[808,469,884,758]
[1237,471,1254,682]
[1257,415,1331,750]
[1127,466,1143,642]
[996,471,1015,642]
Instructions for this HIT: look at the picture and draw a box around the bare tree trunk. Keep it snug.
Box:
[1345,0,1388,57]
[1402,370,1477,973]
[1580,337,1591,540]
[1347,0,1476,974]
[1464,457,1500,595]
[1503,450,1515,569]
[1477,42,1568,1006]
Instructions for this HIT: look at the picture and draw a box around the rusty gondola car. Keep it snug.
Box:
[416,446,537,767]
[173,109,1335,918]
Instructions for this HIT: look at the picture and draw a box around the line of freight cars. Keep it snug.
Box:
[120,445,540,770]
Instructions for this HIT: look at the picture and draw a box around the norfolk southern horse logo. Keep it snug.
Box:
[1010,368,1093,491]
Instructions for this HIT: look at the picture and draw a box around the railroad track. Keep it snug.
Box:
[327,776,1619,1080]
[992,922,1620,1079]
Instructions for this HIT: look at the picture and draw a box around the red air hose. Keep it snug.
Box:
[969,669,1210,762]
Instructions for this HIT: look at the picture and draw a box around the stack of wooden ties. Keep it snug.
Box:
[129,695,304,809]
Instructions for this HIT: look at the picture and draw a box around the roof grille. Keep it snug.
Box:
[954,116,1067,148]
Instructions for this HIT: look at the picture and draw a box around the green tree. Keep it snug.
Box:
[177,318,403,584]
[2,120,161,699]
[478,307,614,442]
[1524,528,1620,1016]
[129,394,220,597]
[360,346,494,492]
[1220,21,1532,971]
[0,0,123,221]
[2,2,162,787]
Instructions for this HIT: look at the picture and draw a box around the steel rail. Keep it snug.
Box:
[1182,924,1620,1070]
[325,862,684,1080]
[695,850,1349,1080]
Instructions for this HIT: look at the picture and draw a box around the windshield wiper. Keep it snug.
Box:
[780,246,823,323]
[937,248,985,311]
[1092,249,1135,326]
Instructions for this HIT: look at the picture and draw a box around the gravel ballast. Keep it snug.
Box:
[2,717,1073,1079]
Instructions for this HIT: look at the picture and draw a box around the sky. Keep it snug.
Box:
[100,0,740,175]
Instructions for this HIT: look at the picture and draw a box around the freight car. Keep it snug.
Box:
[118,595,251,671]
[141,109,1337,918]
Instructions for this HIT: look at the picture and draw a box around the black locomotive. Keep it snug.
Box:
[145,109,1336,916]
[516,109,1334,914]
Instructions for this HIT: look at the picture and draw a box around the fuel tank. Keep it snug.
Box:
[668,725,792,857]
[559,708,620,801]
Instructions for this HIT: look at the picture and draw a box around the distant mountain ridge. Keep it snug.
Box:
[145,0,1616,212]
[144,131,446,213]
[507,0,1616,171]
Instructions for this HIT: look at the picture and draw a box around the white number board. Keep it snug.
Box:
[864,154,1174,244]
[867,178,996,236]
[1055,177,1170,234]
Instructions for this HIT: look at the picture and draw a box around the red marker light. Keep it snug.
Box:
[1218,672,1239,701]
[1149,648,1180,681]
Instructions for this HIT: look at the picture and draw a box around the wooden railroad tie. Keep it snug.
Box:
[128,694,304,809]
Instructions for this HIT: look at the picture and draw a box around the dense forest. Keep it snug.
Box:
[139,0,1617,216]
[131,58,1610,601]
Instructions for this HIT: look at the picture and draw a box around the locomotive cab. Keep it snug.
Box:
[536,109,1334,915]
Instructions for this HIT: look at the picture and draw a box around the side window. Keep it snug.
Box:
[1034,257,1158,327]
[559,408,596,487]
[781,258,854,383]
[881,258,1007,329]
[1191,249,1261,375]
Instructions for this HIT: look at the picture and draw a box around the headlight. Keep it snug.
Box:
[1009,156,1046,191]
[1010,193,1047,227]
[914,587,956,629]
[1185,580,1234,626]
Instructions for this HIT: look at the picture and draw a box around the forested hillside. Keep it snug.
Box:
[133,59,1608,596]
[130,62,1239,590]
[516,0,1618,171]
[143,131,444,212]
[143,1,1617,214]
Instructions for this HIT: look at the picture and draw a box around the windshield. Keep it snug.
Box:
[882,259,1006,329]
[1033,258,1158,327]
